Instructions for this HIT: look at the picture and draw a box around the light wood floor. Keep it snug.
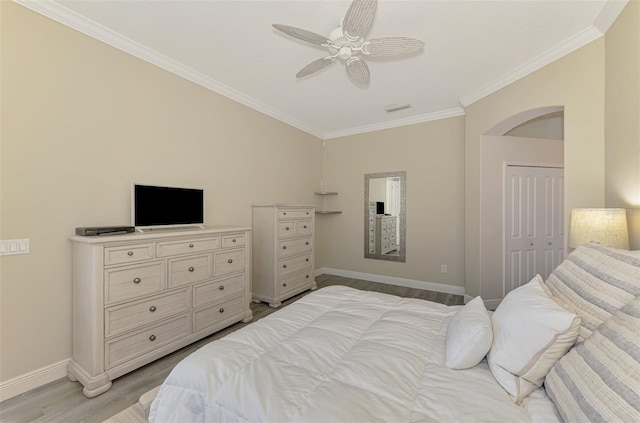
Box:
[0,275,463,423]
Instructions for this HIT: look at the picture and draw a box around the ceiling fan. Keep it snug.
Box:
[273,0,425,88]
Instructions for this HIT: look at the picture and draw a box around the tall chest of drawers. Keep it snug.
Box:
[375,215,398,254]
[69,227,252,398]
[252,205,316,308]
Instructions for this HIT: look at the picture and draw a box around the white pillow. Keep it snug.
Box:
[487,275,580,403]
[445,296,493,369]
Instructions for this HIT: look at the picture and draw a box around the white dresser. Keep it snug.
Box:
[68,227,252,398]
[375,215,398,254]
[252,205,316,308]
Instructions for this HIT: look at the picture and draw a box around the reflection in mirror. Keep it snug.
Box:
[364,171,406,262]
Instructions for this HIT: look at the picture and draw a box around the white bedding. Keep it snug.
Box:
[149,286,560,422]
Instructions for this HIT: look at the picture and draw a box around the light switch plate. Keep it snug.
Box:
[0,239,30,256]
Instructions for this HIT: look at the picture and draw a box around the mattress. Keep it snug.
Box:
[149,285,560,422]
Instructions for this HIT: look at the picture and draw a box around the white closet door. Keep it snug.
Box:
[504,165,564,295]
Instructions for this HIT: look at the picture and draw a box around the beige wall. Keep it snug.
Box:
[316,117,465,289]
[605,0,640,249]
[0,2,322,383]
[465,39,606,297]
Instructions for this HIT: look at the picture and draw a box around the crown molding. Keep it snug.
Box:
[459,25,603,107]
[322,107,466,140]
[594,0,629,34]
[12,0,325,140]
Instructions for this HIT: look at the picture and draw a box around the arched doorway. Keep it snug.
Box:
[480,106,565,309]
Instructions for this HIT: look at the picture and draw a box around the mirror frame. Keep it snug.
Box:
[364,171,406,262]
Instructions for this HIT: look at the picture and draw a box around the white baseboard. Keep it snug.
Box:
[0,358,70,401]
[316,267,465,296]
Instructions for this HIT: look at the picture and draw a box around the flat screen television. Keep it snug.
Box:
[376,201,385,215]
[132,184,204,229]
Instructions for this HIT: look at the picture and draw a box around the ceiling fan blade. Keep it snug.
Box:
[363,37,425,57]
[272,24,330,46]
[342,0,377,41]
[345,57,370,88]
[296,57,336,78]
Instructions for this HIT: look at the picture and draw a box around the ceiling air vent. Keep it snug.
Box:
[384,104,411,113]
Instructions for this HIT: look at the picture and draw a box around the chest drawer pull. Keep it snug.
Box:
[189,244,194,248]
[188,267,195,272]
[219,285,225,291]
[127,251,134,256]
[149,306,157,312]
[286,227,290,231]
[232,238,237,243]
[282,246,287,250]
[219,308,224,313]
[306,275,310,278]
[133,278,141,284]
[304,225,307,229]
[149,335,156,341]
[306,258,309,262]
[305,242,309,245]
[227,259,233,264]
[283,283,287,287]
[283,264,287,268]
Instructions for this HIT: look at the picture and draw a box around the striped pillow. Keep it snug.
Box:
[545,296,640,422]
[544,244,640,341]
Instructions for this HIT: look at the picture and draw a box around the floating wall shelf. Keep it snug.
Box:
[314,191,341,214]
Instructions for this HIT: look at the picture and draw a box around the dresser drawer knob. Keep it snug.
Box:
[189,244,194,248]
[283,264,287,268]
[306,212,309,215]
[306,258,309,262]
[149,335,156,341]
[227,259,233,264]
[133,277,141,284]
[127,251,134,256]
[283,283,287,287]
[149,306,157,312]
[219,285,225,291]
[219,308,225,313]
[306,275,309,279]
[283,212,287,215]
[304,225,307,229]
[188,267,195,272]
[305,242,309,245]
[232,239,237,243]
[282,246,287,250]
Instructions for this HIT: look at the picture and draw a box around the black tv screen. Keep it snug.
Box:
[376,201,385,214]
[132,184,204,228]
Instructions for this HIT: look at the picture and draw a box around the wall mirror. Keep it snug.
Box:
[364,171,406,262]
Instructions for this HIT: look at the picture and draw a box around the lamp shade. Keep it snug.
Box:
[569,208,629,249]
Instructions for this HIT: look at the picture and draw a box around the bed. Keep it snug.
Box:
[148,244,640,422]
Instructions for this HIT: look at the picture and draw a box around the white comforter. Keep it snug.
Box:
[149,286,559,422]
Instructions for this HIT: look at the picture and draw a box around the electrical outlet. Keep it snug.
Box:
[441,264,447,273]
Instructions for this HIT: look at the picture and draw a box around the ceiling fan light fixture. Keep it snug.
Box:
[272,0,424,88]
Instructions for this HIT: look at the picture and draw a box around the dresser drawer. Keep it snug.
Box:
[105,314,190,370]
[214,249,245,277]
[277,237,312,259]
[193,295,245,332]
[277,253,312,279]
[104,262,165,304]
[156,237,220,257]
[105,288,190,338]
[193,274,244,308]
[104,244,154,266]
[168,254,212,287]
[277,209,313,219]
[277,271,314,296]
[277,220,313,239]
[222,234,245,249]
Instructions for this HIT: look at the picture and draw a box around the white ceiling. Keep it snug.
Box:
[17,0,627,139]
